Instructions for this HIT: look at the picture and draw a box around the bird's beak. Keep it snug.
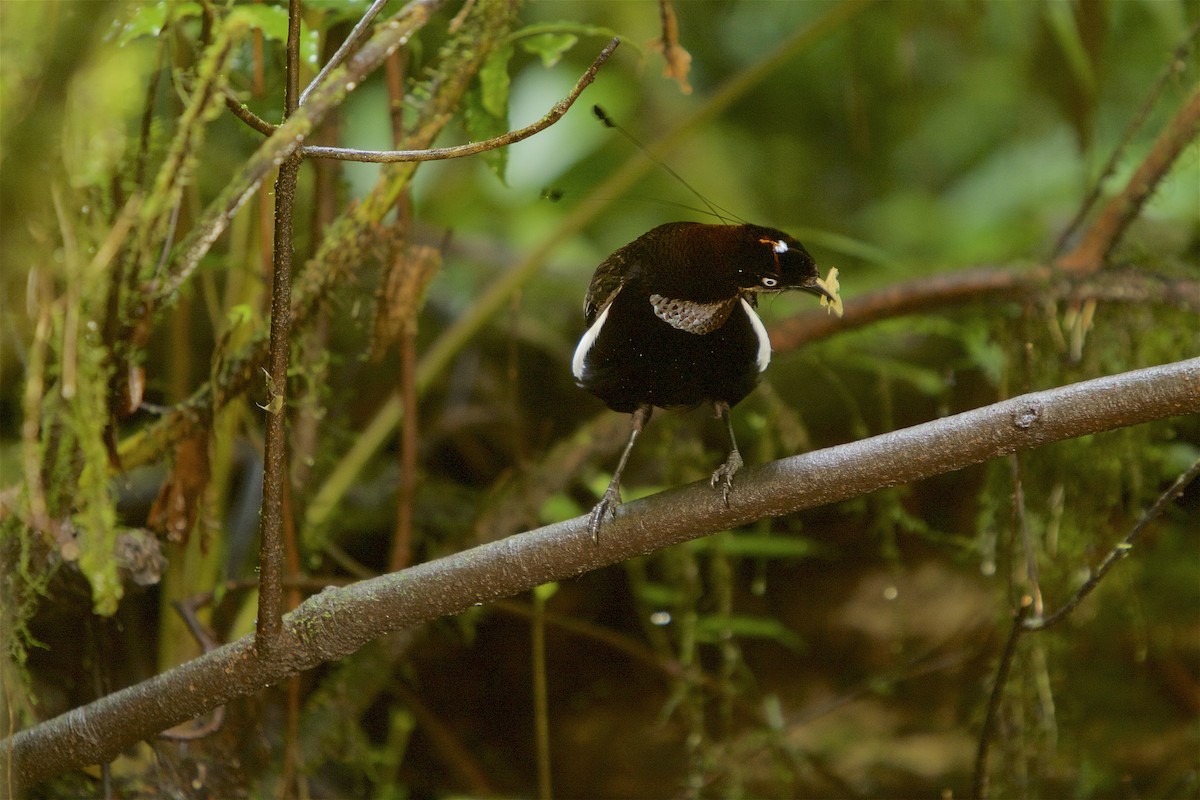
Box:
[799,277,835,302]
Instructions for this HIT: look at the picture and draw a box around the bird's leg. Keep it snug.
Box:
[710,400,742,507]
[589,404,652,543]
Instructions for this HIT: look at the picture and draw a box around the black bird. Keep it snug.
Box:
[573,221,835,541]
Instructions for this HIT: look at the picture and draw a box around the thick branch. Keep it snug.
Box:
[7,359,1198,788]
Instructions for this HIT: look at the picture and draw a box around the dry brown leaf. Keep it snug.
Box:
[651,0,693,95]
[147,432,210,545]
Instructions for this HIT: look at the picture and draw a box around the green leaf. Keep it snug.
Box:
[465,40,514,183]
[694,614,806,652]
[839,352,949,398]
[226,303,255,328]
[116,2,202,47]
[960,320,1006,386]
[236,5,320,71]
[237,4,289,46]
[634,581,685,608]
[691,533,832,560]
[517,32,578,68]
[479,40,513,119]
[508,21,626,49]
[539,492,583,525]
[464,87,507,184]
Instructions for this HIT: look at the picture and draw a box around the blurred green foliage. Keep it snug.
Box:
[1,0,1197,797]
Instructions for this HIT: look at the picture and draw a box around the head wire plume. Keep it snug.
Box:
[592,105,744,225]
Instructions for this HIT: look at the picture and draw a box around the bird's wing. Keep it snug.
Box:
[583,251,630,324]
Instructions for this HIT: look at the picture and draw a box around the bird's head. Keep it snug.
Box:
[727,224,830,302]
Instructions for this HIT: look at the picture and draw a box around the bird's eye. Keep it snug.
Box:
[761,276,779,288]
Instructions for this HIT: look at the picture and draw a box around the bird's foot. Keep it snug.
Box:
[710,449,743,508]
[587,484,623,544]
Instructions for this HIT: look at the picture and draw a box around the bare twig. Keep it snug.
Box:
[1056,82,1200,272]
[223,89,277,136]
[1052,19,1200,258]
[7,359,1198,787]
[299,0,390,108]
[1025,455,1200,632]
[301,37,620,163]
[973,598,1032,800]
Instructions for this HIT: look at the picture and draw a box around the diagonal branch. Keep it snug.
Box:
[1051,19,1200,258]
[1025,454,1200,632]
[299,0,390,108]
[7,358,1198,788]
[1056,82,1200,272]
[768,264,1200,350]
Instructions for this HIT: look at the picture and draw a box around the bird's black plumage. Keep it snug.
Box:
[574,222,832,541]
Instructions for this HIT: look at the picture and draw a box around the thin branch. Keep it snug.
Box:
[7,359,1198,788]
[1025,454,1200,632]
[223,89,277,136]
[768,265,1200,350]
[1056,82,1200,272]
[298,0,390,108]
[301,37,620,163]
[283,0,301,117]
[972,599,1032,800]
[1051,19,1200,258]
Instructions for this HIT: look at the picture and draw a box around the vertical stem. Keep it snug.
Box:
[532,589,552,800]
[255,0,303,657]
[973,599,1032,800]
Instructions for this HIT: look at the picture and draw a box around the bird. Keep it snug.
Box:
[573,221,837,542]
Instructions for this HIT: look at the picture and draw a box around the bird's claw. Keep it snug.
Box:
[587,486,622,544]
[710,449,744,508]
